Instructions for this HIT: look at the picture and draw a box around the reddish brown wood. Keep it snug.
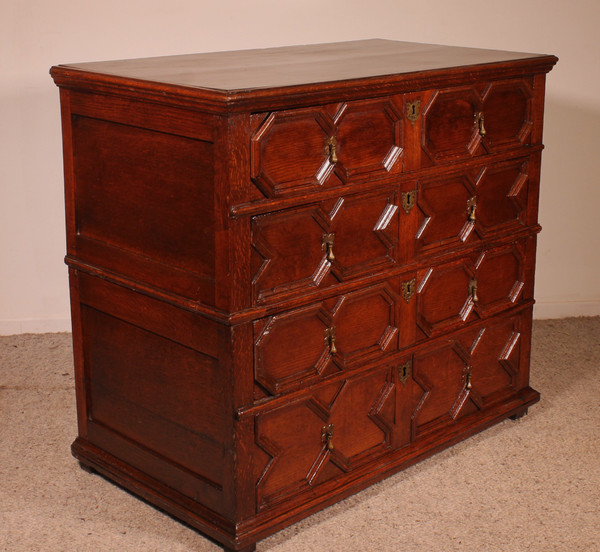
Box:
[50,40,556,551]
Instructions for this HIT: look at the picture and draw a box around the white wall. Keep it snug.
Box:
[1,0,599,334]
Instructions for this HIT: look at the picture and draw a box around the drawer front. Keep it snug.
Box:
[253,366,396,510]
[416,237,535,339]
[251,97,404,197]
[421,79,533,165]
[253,281,406,398]
[415,157,532,255]
[251,189,399,304]
[411,310,531,438]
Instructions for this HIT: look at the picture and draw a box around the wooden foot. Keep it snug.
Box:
[509,408,529,420]
[78,461,97,474]
[223,545,256,552]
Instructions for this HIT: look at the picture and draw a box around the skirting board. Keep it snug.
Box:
[1,301,599,335]
[0,317,71,336]
[533,300,600,320]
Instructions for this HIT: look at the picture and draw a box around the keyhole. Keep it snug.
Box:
[398,360,411,384]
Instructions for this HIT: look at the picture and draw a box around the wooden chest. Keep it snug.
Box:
[50,40,557,551]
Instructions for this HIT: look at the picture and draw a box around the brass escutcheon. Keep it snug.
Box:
[406,100,421,123]
[402,190,417,214]
[398,360,412,384]
[402,278,417,303]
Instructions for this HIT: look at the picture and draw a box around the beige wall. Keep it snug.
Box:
[1,0,599,334]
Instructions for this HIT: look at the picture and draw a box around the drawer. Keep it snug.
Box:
[411,308,532,438]
[416,237,535,339]
[414,157,534,256]
[253,280,411,398]
[250,97,404,197]
[421,78,533,165]
[252,365,397,510]
[251,189,400,304]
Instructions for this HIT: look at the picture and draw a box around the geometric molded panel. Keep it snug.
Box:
[334,97,404,180]
[474,158,529,238]
[412,312,525,438]
[417,239,529,339]
[252,191,399,304]
[254,303,332,396]
[254,367,394,509]
[251,108,335,197]
[416,259,476,338]
[412,340,473,436]
[422,87,483,163]
[415,173,476,254]
[252,205,332,303]
[422,79,534,166]
[474,242,525,317]
[251,97,405,198]
[329,191,399,281]
[481,79,533,152]
[254,282,399,396]
[332,284,398,366]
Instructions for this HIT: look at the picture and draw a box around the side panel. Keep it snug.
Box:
[67,92,217,305]
[73,271,232,517]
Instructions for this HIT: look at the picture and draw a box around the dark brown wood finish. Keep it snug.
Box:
[51,40,556,551]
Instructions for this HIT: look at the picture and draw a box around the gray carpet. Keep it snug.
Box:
[1,317,599,552]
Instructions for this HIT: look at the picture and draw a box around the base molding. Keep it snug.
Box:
[71,387,539,551]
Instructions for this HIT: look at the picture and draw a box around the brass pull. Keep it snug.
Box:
[475,111,486,136]
[324,327,337,355]
[327,136,338,163]
[466,372,472,390]
[467,197,477,222]
[322,233,335,262]
[469,278,479,303]
[321,423,334,451]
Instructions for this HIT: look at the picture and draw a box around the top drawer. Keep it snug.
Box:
[250,97,405,198]
[421,78,534,166]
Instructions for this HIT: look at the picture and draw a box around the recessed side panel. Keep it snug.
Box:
[71,116,216,303]
[77,276,229,515]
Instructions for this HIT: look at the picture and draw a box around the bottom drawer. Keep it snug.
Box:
[251,306,533,512]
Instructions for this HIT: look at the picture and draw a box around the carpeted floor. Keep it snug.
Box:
[1,317,599,552]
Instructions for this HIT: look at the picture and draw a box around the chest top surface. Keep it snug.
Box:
[50,39,557,111]
[52,39,553,91]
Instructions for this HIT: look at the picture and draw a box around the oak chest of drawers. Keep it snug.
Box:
[51,39,557,551]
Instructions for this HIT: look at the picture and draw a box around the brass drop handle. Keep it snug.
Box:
[475,111,486,136]
[469,278,479,303]
[467,197,477,222]
[321,423,334,451]
[322,233,335,262]
[466,372,473,390]
[327,136,338,163]
[324,327,337,355]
